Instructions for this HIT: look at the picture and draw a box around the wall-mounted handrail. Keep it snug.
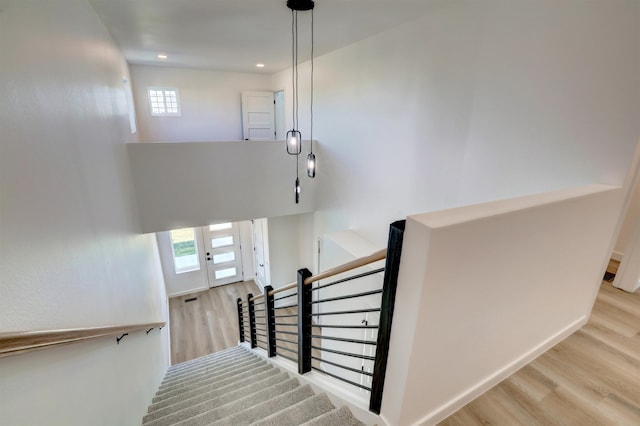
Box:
[0,321,166,358]
[248,248,386,303]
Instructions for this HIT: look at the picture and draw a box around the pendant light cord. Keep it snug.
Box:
[291,9,296,131]
[294,11,299,132]
[310,8,314,154]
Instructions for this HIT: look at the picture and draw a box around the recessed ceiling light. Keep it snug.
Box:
[157,53,168,60]
[256,63,265,68]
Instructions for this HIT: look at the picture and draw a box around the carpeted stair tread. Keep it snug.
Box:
[170,378,301,426]
[153,359,265,401]
[144,367,279,421]
[251,393,335,426]
[157,356,263,396]
[209,384,316,426]
[165,347,247,376]
[167,346,246,373]
[144,373,293,426]
[301,406,365,426]
[149,364,273,411]
[143,345,366,426]
[161,352,255,386]
[164,349,250,379]
[162,353,256,386]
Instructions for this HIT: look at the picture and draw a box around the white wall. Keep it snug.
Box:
[267,215,305,288]
[382,185,624,425]
[0,1,170,424]
[272,0,640,250]
[614,176,640,257]
[130,65,272,142]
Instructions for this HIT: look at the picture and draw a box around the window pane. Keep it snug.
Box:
[215,267,237,279]
[213,251,235,264]
[211,235,233,248]
[209,222,232,231]
[170,228,199,273]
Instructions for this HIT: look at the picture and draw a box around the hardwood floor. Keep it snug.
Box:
[169,280,260,365]
[440,280,640,425]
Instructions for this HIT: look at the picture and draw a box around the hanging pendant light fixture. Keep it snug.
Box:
[306,3,316,178]
[286,0,315,203]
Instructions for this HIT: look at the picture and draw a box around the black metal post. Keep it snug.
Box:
[248,293,257,349]
[297,268,313,374]
[237,298,245,343]
[370,220,406,414]
[264,285,276,357]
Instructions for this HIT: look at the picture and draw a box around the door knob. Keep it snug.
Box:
[207,257,212,261]
[259,263,264,267]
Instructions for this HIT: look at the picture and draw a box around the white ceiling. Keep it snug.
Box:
[89,0,445,74]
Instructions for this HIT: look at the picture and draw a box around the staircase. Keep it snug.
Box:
[142,346,365,426]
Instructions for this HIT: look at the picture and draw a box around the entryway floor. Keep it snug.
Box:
[169,280,261,365]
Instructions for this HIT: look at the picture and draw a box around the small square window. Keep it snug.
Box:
[148,87,181,117]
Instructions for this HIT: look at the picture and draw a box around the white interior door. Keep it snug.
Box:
[241,91,275,140]
[202,222,244,287]
[252,219,269,289]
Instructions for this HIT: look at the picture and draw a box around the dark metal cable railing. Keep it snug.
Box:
[236,220,405,415]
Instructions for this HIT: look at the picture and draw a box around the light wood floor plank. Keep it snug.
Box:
[440,282,640,425]
[169,280,261,365]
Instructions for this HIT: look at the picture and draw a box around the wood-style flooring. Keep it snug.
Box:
[169,280,260,364]
[440,278,640,425]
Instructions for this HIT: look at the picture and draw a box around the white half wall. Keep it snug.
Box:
[381,185,624,426]
[130,65,272,142]
[127,141,316,233]
[0,0,169,424]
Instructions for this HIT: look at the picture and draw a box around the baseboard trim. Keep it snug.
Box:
[417,315,588,425]
[167,287,208,298]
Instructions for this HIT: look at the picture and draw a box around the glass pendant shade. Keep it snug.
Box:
[295,177,301,204]
[286,130,302,155]
[306,152,316,178]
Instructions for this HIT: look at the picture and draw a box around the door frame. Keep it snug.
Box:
[251,218,271,291]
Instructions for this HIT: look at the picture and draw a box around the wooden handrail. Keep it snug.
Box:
[304,248,386,285]
[246,248,387,303]
[0,321,166,358]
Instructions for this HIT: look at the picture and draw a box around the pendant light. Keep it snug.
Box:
[286,0,315,203]
[306,3,316,178]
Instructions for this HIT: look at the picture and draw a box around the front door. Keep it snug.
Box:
[202,222,244,287]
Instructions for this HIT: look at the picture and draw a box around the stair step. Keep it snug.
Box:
[252,393,335,426]
[144,367,279,422]
[209,384,316,426]
[172,378,301,426]
[144,345,364,426]
[144,373,293,426]
[149,364,273,411]
[165,347,247,377]
[301,406,365,426]
[161,351,255,385]
[153,359,265,401]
